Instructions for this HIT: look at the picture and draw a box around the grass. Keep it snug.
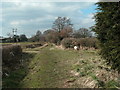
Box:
[1,42,37,45]
[2,43,120,88]
[2,53,36,88]
[1,41,44,46]
[20,45,81,88]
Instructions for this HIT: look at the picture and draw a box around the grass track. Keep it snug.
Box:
[20,45,82,88]
[3,44,120,88]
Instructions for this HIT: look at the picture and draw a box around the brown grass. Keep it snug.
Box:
[2,44,22,69]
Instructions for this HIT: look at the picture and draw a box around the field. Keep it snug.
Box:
[2,43,120,88]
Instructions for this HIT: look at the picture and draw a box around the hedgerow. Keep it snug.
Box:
[2,45,22,69]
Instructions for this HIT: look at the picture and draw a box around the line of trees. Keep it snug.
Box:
[4,17,93,44]
[4,34,28,43]
[29,17,93,45]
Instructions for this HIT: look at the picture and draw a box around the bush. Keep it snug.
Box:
[78,38,99,49]
[43,30,60,44]
[61,38,99,49]
[2,45,22,69]
[61,38,76,48]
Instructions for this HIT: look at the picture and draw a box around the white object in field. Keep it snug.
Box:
[74,46,78,50]
[5,73,9,77]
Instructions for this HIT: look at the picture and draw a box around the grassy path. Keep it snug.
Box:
[3,44,119,88]
[20,44,82,88]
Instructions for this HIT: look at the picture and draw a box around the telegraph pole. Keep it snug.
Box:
[12,28,18,43]
[12,28,17,36]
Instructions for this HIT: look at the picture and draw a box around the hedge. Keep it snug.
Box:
[2,44,22,69]
[61,38,98,49]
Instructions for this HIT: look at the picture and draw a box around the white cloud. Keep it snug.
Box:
[2,0,99,2]
[82,13,94,24]
[2,2,93,13]
[10,21,20,26]
[2,2,96,37]
[10,15,55,26]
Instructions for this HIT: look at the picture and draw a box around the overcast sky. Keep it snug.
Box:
[1,2,97,37]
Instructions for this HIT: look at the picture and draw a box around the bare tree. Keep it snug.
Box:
[52,17,73,32]
[73,28,92,38]
[7,33,12,38]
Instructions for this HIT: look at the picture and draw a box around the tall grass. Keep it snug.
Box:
[2,45,22,70]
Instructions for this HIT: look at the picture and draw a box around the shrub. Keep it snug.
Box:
[2,45,22,69]
[44,30,60,44]
[61,38,99,49]
[61,38,76,48]
[77,38,98,49]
